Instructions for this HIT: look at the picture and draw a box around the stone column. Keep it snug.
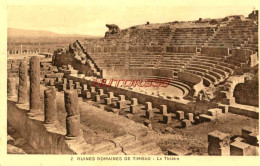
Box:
[64,90,80,139]
[18,61,28,104]
[44,89,57,124]
[7,77,16,97]
[29,56,41,113]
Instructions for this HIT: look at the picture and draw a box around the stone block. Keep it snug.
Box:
[95,95,100,102]
[98,89,104,96]
[208,130,230,156]
[230,141,256,156]
[82,84,88,91]
[62,84,67,91]
[199,114,215,122]
[108,92,114,98]
[218,104,229,113]
[181,119,192,128]
[176,111,184,120]
[85,91,91,99]
[117,100,127,109]
[63,78,67,84]
[185,113,194,123]
[105,98,112,105]
[130,105,138,114]
[69,84,74,90]
[163,114,172,124]
[90,87,96,93]
[242,127,259,146]
[145,102,152,110]
[146,109,153,120]
[207,108,223,117]
[194,116,200,124]
[160,105,167,115]
[131,98,138,105]
[118,95,125,101]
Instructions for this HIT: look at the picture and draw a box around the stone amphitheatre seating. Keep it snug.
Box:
[207,19,258,49]
[169,27,216,47]
[145,76,191,97]
[129,53,161,69]
[182,54,236,87]
[129,26,173,46]
[156,53,194,72]
[88,53,128,69]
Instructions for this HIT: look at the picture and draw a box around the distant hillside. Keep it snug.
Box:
[8,28,101,39]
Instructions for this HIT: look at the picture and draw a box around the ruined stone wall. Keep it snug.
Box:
[178,71,204,96]
[7,100,75,154]
[234,79,259,107]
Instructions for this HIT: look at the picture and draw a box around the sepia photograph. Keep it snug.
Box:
[1,0,260,165]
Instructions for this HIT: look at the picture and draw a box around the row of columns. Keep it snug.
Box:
[7,56,81,139]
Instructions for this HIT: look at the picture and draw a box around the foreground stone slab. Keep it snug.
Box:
[230,141,257,156]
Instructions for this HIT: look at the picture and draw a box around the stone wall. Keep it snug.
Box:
[7,100,76,154]
[201,47,229,56]
[68,74,218,115]
[178,71,204,96]
[166,46,197,53]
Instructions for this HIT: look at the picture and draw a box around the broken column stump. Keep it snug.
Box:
[7,77,16,97]
[64,90,80,139]
[44,89,57,124]
[17,61,28,103]
[29,56,41,114]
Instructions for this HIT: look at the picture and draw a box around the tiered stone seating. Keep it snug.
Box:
[207,19,258,49]
[183,54,232,86]
[169,27,216,46]
[156,53,194,71]
[145,76,191,96]
[129,26,173,46]
[89,53,128,69]
[129,53,161,69]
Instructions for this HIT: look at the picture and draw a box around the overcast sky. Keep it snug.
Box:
[7,0,258,36]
